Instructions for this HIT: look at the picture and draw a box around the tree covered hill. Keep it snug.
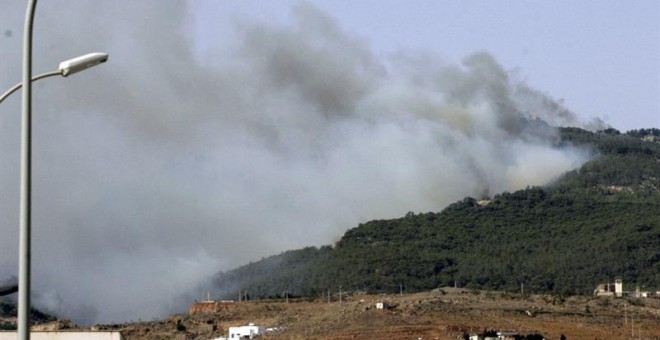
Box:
[212,127,660,299]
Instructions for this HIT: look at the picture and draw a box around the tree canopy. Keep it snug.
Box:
[212,127,660,298]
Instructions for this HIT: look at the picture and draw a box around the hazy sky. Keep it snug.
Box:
[193,0,660,131]
[0,0,657,325]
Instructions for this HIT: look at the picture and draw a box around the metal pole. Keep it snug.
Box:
[0,71,61,105]
[19,1,38,339]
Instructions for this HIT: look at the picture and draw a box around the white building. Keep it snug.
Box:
[228,323,264,339]
[615,278,623,297]
[0,332,124,340]
[469,332,521,340]
[594,278,624,297]
[468,335,497,340]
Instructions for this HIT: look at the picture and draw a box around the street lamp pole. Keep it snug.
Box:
[18,0,38,338]
[14,1,108,339]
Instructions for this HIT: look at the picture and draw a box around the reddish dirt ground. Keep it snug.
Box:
[102,288,660,339]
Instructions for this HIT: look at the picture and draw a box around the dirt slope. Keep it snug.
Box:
[35,288,660,339]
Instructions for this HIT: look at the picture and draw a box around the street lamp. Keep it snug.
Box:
[4,54,110,340]
[11,1,109,339]
[0,50,109,317]
[0,53,109,104]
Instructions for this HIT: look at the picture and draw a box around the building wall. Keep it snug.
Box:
[0,332,124,340]
[615,279,623,297]
[228,326,263,339]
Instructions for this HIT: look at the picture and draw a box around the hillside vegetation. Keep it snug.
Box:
[0,301,56,330]
[212,127,660,298]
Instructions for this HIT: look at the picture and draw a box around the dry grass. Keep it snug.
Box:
[94,289,660,339]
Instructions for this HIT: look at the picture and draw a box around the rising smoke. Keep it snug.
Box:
[0,1,594,324]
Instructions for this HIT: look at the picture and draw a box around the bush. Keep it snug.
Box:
[595,297,611,307]
[0,322,16,330]
[628,298,645,307]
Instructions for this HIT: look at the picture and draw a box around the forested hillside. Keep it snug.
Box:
[212,128,660,298]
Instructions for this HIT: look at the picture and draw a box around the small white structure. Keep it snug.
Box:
[629,285,651,298]
[375,302,391,310]
[594,283,615,296]
[228,323,264,339]
[594,278,625,297]
[468,335,497,340]
[469,333,519,340]
[0,332,124,340]
[615,278,623,297]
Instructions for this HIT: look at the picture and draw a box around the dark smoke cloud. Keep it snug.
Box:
[1,1,591,324]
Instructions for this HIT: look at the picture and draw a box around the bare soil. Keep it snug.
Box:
[40,288,660,339]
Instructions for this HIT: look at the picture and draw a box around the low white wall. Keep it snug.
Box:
[0,331,124,340]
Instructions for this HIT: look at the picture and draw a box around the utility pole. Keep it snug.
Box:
[631,315,634,338]
[339,286,342,304]
[400,282,403,296]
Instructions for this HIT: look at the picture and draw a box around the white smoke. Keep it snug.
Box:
[1,1,590,324]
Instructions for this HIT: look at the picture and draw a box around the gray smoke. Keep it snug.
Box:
[1,1,591,324]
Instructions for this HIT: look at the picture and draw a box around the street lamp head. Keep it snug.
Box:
[58,52,108,77]
[0,52,110,104]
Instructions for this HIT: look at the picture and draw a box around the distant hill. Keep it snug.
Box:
[0,301,57,330]
[212,127,660,299]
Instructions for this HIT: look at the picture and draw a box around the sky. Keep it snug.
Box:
[0,0,658,325]
[193,0,660,131]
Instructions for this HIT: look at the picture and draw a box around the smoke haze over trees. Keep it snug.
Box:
[211,128,660,299]
[0,1,603,324]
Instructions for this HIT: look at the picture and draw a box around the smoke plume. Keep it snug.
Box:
[1,1,591,324]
